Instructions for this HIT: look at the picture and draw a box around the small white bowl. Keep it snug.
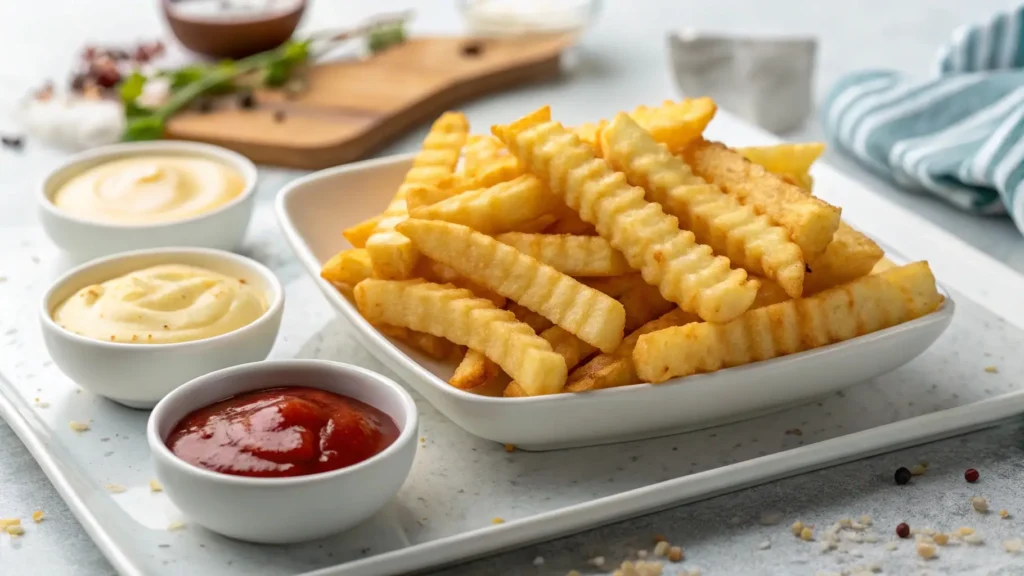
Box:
[38,141,258,259]
[147,360,419,544]
[40,247,284,408]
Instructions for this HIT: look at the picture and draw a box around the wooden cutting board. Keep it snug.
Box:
[165,35,572,169]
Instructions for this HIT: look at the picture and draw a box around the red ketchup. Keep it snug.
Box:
[166,387,399,478]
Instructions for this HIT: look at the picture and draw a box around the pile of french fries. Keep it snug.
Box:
[321,99,944,398]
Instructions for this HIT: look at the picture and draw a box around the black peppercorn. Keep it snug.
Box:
[894,466,912,485]
[238,91,256,109]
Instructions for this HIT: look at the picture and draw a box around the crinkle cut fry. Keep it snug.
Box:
[600,113,806,298]
[410,174,565,234]
[804,222,885,295]
[450,349,499,390]
[565,308,697,393]
[682,139,841,260]
[494,232,631,277]
[366,112,469,279]
[628,97,717,153]
[321,248,373,286]
[375,324,461,361]
[397,218,626,352]
[355,279,566,395]
[492,108,758,323]
[633,262,943,383]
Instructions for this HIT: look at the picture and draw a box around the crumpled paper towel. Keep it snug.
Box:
[667,29,817,134]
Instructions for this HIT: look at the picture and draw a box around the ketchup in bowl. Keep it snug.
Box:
[166,387,399,478]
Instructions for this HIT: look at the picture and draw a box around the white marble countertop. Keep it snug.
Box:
[2,1,1023,574]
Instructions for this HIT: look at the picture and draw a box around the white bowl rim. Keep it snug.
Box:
[39,246,284,351]
[146,359,419,487]
[38,140,258,230]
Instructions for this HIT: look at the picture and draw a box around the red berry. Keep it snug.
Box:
[965,468,979,483]
[896,522,910,538]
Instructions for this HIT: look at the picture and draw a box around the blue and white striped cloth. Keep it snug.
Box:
[822,5,1024,232]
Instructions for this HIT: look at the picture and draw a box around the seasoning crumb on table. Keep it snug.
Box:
[167,520,186,531]
[31,510,43,523]
[149,479,163,492]
[532,556,544,566]
[916,540,937,559]
[104,483,126,494]
[6,524,25,537]
[68,420,90,432]
[984,365,999,373]
[971,496,989,513]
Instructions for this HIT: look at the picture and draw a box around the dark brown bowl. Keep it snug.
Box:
[162,0,306,59]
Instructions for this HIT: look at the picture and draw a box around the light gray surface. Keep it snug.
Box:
[3,1,1024,575]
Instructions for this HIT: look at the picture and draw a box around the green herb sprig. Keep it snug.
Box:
[120,12,410,142]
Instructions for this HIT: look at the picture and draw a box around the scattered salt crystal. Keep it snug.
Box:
[1003,538,1023,553]
[917,541,937,559]
[964,533,983,545]
[588,556,605,567]
[104,483,126,494]
[885,541,898,551]
[532,556,544,566]
[758,540,771,550]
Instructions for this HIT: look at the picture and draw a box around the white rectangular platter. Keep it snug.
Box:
[5,112,1024,576]
[276,154,954,450]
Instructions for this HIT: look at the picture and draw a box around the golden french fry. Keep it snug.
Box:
[545,211,597,235]
[397,218,626,352]
[366,228,421,280]
[405,184,456,212]
[634,262,943,382]
[503,382,529,397]
[355,279,567,395]
[617,279,677,332]
[343,216,381,249]
[508,214,560,233]
[739,143,826,176]
[579,274,646,298]
[416,259,506,307]
[804,222,885,295]
[375,324,461,362]
[601,114,806,298]
[628,97,717,153]
[871,256,897,275]
[751,277,791,309]
[462,135,521,180]
[566,308,697,392]
[494,233,631,277]
[410,174,564,234]
[366,112,469,279]
[320,249,373,286]
[493,109,758,323]
[506,324,600,396]
[682,139,841,260]
[573,121,607,154]
[785,172,815,192]
[450,350,500,390]
[506,301,553,333]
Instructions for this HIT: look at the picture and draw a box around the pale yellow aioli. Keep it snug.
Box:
[52,155,245,224]
[53,264,267,344]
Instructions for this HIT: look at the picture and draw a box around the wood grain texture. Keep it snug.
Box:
[166,35,571,169]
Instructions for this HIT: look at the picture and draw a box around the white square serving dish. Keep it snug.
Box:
[275,154,955,450]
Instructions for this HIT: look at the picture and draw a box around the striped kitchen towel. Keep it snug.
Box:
[822,5,1024,232]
